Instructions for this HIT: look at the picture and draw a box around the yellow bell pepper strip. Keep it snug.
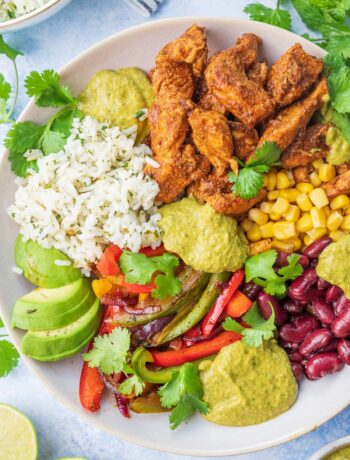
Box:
[201,269,245,336]
[154,272,229,345]
[130,392,169,413]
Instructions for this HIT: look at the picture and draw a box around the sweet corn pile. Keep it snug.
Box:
[241,159,350,255]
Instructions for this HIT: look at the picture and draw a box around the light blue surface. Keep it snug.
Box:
[0,1,348,459]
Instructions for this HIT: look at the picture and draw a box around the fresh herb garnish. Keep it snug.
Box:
[0,316,20,378]
[119,251,181,300]
[119,373,145,396]
[228,142,281,199]
[244,0,292,31]
[245,250,303,295]
[158,363,208,430]
[223,302,276,347]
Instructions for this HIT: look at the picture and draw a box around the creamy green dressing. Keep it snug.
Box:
[324,446,350,460]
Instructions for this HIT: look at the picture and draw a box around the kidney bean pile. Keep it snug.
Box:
[241,236,350,382]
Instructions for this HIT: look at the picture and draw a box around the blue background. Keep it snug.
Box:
[0,0,349,459]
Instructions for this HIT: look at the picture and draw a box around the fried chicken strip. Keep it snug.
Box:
[247,61,269,87]
[281,123,330,169]
[323,170,350,200]
[267,44,323,107]
[230,122,259,161]
[205,34,275,127]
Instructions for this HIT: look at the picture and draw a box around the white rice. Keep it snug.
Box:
[8,116,162,275]
[0,0,49,21]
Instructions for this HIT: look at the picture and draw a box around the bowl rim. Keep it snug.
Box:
[309,435,350,460]
[2,16,346,457]
[0,0,66,31]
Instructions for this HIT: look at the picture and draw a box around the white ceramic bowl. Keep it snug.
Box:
[309,436,350,460]
[1,17,349,457]
[0,0,72,33]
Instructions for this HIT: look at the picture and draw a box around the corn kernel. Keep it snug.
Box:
[248,208,268,226]
[241,218,253,232]
[310,171,322,187]
[249,239,272,255]
[297,182,314,194]
[285,205,300,222]
[286,170,296,186]
[260,221,275,238]
[330,194,350,210]
[276,171,290,190]
[272,197,290,214]
[312,159,324,170]
[323,206,331,218]
[304,235,314,246]
[260,201,274,214]
[296,213,313,232]
[309,188,329,208]
[307,228,327,240]
[273,221,297,240]
[319,164,336,182]
[266,171,277,191]
[329,230,346,241]
[279,188,300,202]
[247,224,262,242]
[267,190,280,201]
[286,237,302,251]
[297,193,313,212]
[271,239,295,253]
[270,210,282,221]
[310,207,326,228]
[341,215,350,230]
[326,212,343,231]
[346,207,350,216]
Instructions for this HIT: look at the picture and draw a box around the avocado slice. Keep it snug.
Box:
[21,297,102,361]
[15,235,81,288]
[12,279,95,331]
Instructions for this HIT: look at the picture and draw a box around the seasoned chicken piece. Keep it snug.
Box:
[189,171,266,216]
[189,108,237,175]
[198,91,227,114]
[323,170,350,200]
[230,122,259,161]
[151,61,194,102]
[247,61,269,87]
[281,123,330,169]
[256,76,328,152]
[293,166,311,183]
[205,34,275,127]
[336,163,350,175]
[267,44,323,107]
[156,24,208,78]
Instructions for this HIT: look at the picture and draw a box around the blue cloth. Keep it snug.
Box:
[0,0,348,459]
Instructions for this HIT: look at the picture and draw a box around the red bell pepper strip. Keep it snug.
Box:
[151,331,241,367]
[140,244,165,257]
[225,290,253,318]
[96,245,122,276]
[201,269,245,336]
[79,342,105,412]
[121,278,156,294]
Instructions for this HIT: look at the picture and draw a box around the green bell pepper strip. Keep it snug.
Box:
[154,272,231,345]
[131,347,180,384]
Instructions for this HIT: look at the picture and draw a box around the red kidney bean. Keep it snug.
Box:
[333,294,350,316]
[288,351,303,363]
[299,328,333,357]
[240,281,262,301]
[317,278,331,290]
[321,338,338,353]
[310,259,318,268]
[337,339,350,365]
[332,308,350,338]
[305,352,344,380]
[275,251,289,267]
[291,362,304,382]
[326,285,343,304]
[302,236,332,259]
[288,268,317,301]
[279,314,320,343]
[280,340,299,352]
[257,292,287,326]
[298,254,310,268]
[310,299,335,326]
[283,298,303,315]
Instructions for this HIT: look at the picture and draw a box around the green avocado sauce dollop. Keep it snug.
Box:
[78,67,154,143]
[198,340,298,426]
[159,196,249,273]
[319,103,350,165]
[316,235,350,299]
[324,446,350,460]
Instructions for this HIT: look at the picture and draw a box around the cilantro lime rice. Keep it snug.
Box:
[0,0,49,21]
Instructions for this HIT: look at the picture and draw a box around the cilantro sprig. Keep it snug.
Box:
[158,363,208,430]
[0,316,20,378]
[223,302,276,347]
[245,250,303,296]
[0,36,22,124]
[228,142,281,199]
[119,251,181,300]
[244,0,292,31]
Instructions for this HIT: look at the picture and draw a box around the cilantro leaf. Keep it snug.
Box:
[245,249,278,283]
[221,317,245,334]
[25,69,77,108]
[51,107,82,138]
[0,340,20,378]
[263,277,287,295]
[324,54,350,113]
[291,0,325,30]
[41,129,66,155]
[83,327,130,375]
[119,252,156,285]
[119,373,145,396]
[331,111,350,144]
[158,363,208,430]
[0,37,22,124]
[0,74,11,102]
[152,274,182,299]
[229,142,281,199]
[278,253,303,280]
[0,36,23,61]
[0,317,4,328]
[244,2,292,31]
